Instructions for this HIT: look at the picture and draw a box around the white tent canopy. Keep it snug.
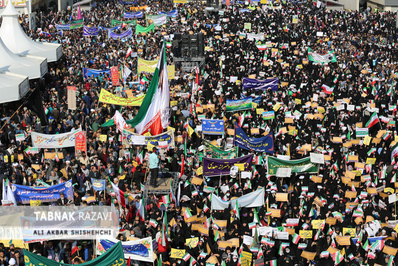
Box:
[0,1,62,62]
[0,38,47,79]
[0,72,29,104]
[73,0,92,6]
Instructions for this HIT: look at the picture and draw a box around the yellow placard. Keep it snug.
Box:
[273,103,281,111]
[171,101,178,106]
[301,251,316,260]
[342,228,355,237]
[256,108,264,115]
[364,135,372,146]
[234,164,245,171]
[299,230,313,239]
[99,89,145,106]
[99,135,107,142]
[30,200,41,206]
[336,236,351,246]
[312,220,325,230]
[366,158,377,165]
[186,237,199,248]
[196,167,203,176]
[170,248,185,259]
[295,99,302,104]
[241,251,252,266]
[275,193,288,202]
[207,256,219,264]
[383,245,398,256]
[147,143,155,151]
[138,58,175,80]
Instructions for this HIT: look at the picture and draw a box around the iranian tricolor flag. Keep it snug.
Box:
[365,112,379,128]
[192,67,200,96]
[113,110,127,133]
[322,84,334,95]
[108,177,126,208]
[333,251,343,265]
[126,46,132,58]
[136,196,145,221]
[391,143,398,162]
[130,43,170,135]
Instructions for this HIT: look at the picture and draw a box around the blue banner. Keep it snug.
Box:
[13,180,74,204]
[100,239,149,257]
[252,96,262,105]
[159,10,178,17]
[202,119,224,135]
[55,24,70,30]
[91,178,106,191]
[83,26,99,36]
[242,77,279,91]
[124,12,143,19]
[119,0,138,4]
[234,123,274,153]
[83,67,111,80]
[125,129,175,149]
[99,26,121,31]
[109,28,133,40]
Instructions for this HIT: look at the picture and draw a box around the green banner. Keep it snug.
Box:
[136,23,155,34]
[266,156,318,175]
[204,140,238,159]
[111,19,137,27]
[24,241,125,266]
[71,19,83,25]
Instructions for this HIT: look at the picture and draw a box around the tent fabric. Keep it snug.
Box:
[73,0,92,6]
[0,38,47,79]
[0,1,62,62]
[0,72,29,104]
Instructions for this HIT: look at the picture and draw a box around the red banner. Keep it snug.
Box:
[110,66,120,86]
[75,131,87,156]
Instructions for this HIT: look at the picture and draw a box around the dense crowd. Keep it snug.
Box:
[1,0,398,265]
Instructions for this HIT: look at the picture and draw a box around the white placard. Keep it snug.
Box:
[277,155,290,160]
[198,145,204,151]
[220,185,229,194]
[275,232,289,240]
[336,104,345,111]
[258,226,279,237]
[316,32,324,37]
[230,76,238,83]
[276,168,292,178]
[310,153,325,164]
[196,126,202,132]
[347,104,355,111]
[129,136,146,145]
[389,194,398,204]
[313,94,318,102]
[241,171,252,179]
[243,235,254,246]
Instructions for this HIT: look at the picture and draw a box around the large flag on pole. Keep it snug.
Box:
[101,43,170,134]
[129,43,170,135]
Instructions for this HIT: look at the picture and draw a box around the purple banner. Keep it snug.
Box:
[109,28,132,40]
[242,77,279,91]
[83,26,99,36]
[203,154,253,176]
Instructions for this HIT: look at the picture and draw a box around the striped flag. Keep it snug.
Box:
[365,112,379,128]
[149,219,158,227]
[292,233,300,245]
[184,208,193,220]
[182,253,191,262]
